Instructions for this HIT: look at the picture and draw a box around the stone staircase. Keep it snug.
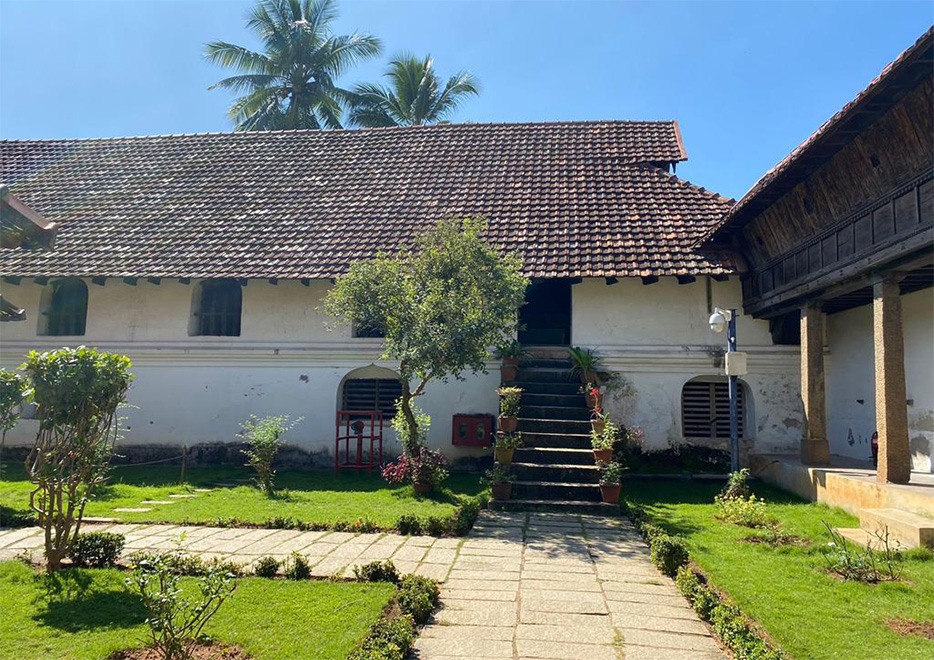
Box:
[837,507,934,550]
[490,355,619,515]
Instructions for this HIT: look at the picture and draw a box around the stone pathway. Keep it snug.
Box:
[415,511,725,660]
[1,512,724,659]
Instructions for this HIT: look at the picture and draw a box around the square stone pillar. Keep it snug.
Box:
[800,303,830,465]
[873,277,911,484]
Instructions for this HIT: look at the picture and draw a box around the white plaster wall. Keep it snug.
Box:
[826,288,934,472]
[571,277,802,455]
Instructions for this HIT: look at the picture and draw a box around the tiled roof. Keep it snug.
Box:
[699,26,934,245]
[0,120,733,280]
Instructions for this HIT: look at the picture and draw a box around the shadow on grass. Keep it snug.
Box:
[0,503,35,527]
[35,577,146,633]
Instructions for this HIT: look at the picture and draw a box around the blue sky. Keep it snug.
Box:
[0,0,930,199]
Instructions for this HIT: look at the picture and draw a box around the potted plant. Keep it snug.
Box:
[591,410,609,434]
[494,432,523,465]
[487,464,515,500]
[569,346,601,385]
[582,383,603,411]
[382,445,449,494]
[598,461,623,503]
[497,386,523,433]
[497,340,525,383]
[591,420,616,463]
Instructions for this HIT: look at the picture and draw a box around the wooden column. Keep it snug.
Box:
[800,303,830,465]
[873,277,911,484]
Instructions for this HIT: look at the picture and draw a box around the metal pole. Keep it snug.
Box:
[727,309,739,472]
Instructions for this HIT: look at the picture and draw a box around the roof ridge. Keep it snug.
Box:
[0,118,679,144]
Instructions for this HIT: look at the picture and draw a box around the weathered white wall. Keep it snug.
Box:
[1,276,804,462]
[571,277,802,455]
[826,288,934,472]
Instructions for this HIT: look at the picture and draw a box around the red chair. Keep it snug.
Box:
[335,410,384,473]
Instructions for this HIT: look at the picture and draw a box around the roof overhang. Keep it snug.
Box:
[0,184,57,249]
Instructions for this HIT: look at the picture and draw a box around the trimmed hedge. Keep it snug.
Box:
[69,531,125,568]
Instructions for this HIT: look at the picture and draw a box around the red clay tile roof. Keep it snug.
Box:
[699,26,934,245]
[0,120,732,280]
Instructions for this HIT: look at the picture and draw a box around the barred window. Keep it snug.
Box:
[342,378,402,416]
[191,279,241,337]
[39,278,88,336]
[681,379,746,441]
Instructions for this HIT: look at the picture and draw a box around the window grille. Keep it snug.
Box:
[193,280,241,337]
[342,378,402,416]
[681,380,745,441]
[41,278,88,336]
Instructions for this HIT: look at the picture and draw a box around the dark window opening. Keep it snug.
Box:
[682,380,746,441]
[342,378,402,417]
[519,280,572,346]
[41,278,88,336]
[192,280,241,337]
[768,310,801,345]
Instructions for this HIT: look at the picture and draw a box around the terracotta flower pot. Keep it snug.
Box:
[503,357,520,367]
[586,392,603,410]
[600,483,621,503]
[494,447,515,464]
[413,482,432,494]
[499,415,518,433]
[501,365,518,383]
[491,483,512,500]
[591,419,606,434]
[593,448,613,463]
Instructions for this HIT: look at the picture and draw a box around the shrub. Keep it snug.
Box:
[449,499,480,536]
[819,522,904,583]
[717,468,752,502]
[128,550,244,577]
[497,387,523,417]
[397,574,440,625]
[395,514,422,536]
[348,614,416,660]
[69,531,125,568]
[717,494,774,528]
[22,347,134,572]
[127,551,237,660]
[649,533,689,577]
[0,369,28,450]
[354,560,400,584]
[284,551,312,580]
[590,419,617,450]
[495,431,523,450]
[675,566,717,621]
[381,445,449,489]
[265,515,296,529]
[253,556,280,578]
[484,464,514,485]
[598,461,624,485]
[239,415,301,496]
[423,516,446,537]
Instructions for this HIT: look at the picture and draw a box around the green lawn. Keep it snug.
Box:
[624,480,934,660]
[0,560,394,660]
[0,463,483,529]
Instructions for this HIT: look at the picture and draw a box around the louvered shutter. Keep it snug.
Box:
[342,379,402,416]
[681,381,745,441]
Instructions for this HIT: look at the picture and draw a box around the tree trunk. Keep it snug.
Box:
[399,380,419,456]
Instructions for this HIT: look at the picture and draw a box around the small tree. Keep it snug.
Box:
[22,347,133,572]
[0,369,29,476]
[238,415,301,495]
[325,217,528,455]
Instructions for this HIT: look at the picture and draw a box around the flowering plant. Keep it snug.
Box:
[382,445,449,488]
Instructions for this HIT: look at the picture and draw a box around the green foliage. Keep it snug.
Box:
[128,550,245,578]
[391,403,430,450]
[495,432,522,450]
[348,52,479,128]
[69,532,125,568]
[253,556,280,578]
[649,533,689,577]
[819,522,905,583]
[717,494,774,528]
[718,468,752,501]
[485,464,514,485]
[394,514,422,536]
[354,560,400,584]
[590,419,617,450]
[0,369,27,438]
[284,552,312,580]
[568,346,600,382]
[598,461,624,486]
[422,516,446,537]
[449,499,480,537]
[348,614,416,660]
[497,387,523,417]
[495,340,526,360]
[205,0,381,131]
[238,414,301,495]
[396,574,440,625]
[127,550,237,660]
[21,347,133,572]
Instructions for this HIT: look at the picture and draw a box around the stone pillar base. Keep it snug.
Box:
[800,438,831,466]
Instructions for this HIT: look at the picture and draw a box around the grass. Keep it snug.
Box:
[624,480,934,660]
[0,463,483,529]
[0,560,394,660]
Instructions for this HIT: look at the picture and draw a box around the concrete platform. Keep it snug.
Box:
[751,454,934,519]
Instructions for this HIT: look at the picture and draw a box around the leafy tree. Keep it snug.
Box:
[238,414,301,495]
[325,218,527,454]
[348,53,479,128]
[22,347,133,572]
[205,0,381,131]
[0,369,27,445]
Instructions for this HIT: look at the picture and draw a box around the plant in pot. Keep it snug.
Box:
[591,419,617,463]
[497,386,523,433]
[486,464,515,500]
[494,432,523,465]
[598,460,623,503]
[382,445,449,494]
[569,346,601,385]
[496,340,525,383]
[582,382,603,411]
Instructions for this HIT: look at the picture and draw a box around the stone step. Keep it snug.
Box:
[511,480,602,502]
[521,432,592,450]
[512,462,600,483]
[515,368,578,384]
[521,392,587,409]
[489,499,620,515]
[513,381,582,396]
[859,508,934,549]
[518,417,592,434]
[518,358,573,369]
[520,405,592,421]
[514,446,596,465]
[835,527,876,549]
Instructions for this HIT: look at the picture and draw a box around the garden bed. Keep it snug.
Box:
[624,480,934,660]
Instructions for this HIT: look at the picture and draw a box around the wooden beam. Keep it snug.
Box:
[3,276,21,285]
[300,278,310,287]
[268,278,278,285]
[147,277,161,285]
[92,276,107,286]
[178,277,191,285]
[123,277,138,286]
[641,276,658,286]
[604,277,619,285]
[34,276,48,286]
[676,275,696,285]
[711,274,729,282]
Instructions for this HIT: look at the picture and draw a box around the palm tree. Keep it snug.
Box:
[205,0,381,131]
[347,53,480,128]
